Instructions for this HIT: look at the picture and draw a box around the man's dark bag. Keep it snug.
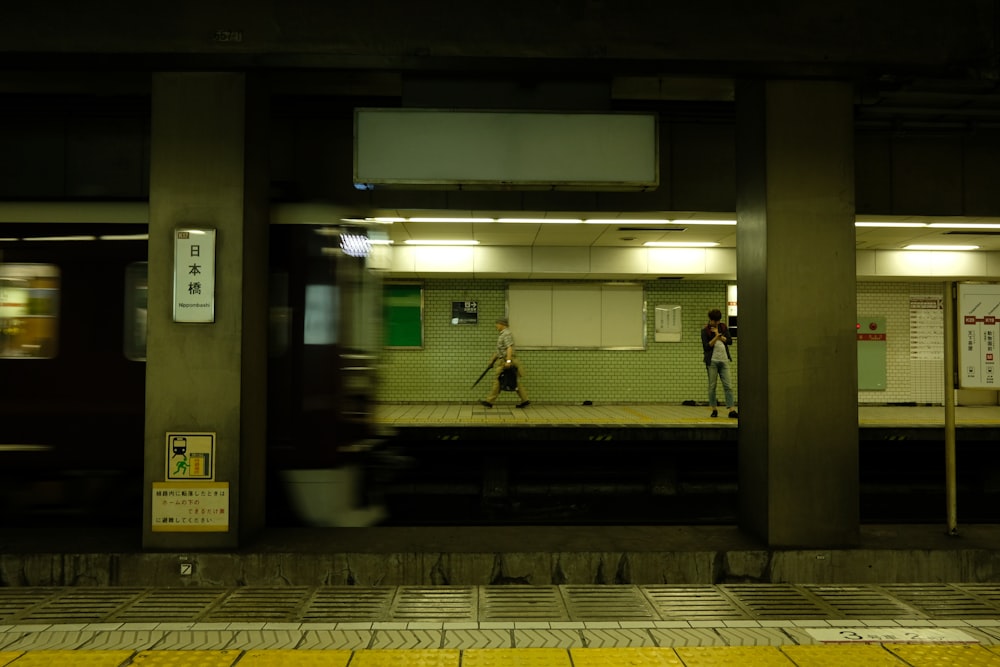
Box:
[499,366,518,392]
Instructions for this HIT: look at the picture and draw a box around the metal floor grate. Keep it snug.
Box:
[203,587,313,622]
[880,584,1000,618]
[562,585,656,620]
[14,588,146,623]
[0,589,60,623]
[300,587,395,622]
[2,584,998,624]
[722,584,833,619]
[642,585,748,619]
[804,585,924,619]
[480,586,566,621]
[109,588,229,622]
[389,586,477,621]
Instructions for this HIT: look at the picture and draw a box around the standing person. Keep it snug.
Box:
[702,308,738,418]
[481,317,530,408]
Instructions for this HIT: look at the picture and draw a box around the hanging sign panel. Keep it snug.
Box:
[173,227,216,323]
[957,282,1000,389]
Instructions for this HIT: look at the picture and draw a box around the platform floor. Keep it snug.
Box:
[375,402,1000,428]
[2,584,1000,665]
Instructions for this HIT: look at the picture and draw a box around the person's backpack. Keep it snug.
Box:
[499,367,518,391]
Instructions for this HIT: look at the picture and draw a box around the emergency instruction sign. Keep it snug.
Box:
[151,482,229,532]
[958,282,1000,389]
[166,432,215,480]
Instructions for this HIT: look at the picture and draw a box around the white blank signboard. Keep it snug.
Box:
[509,283,644,349]
[508,284,553,347]
[355,109,658,188]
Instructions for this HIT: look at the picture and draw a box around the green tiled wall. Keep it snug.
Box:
[378,279,738,404]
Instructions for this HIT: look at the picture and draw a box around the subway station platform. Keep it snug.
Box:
[375,403,1000,429]
[2,583,1000,665]
[3,405,1000,664]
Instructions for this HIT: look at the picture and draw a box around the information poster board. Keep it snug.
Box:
[384,284,423,347]
[958,282,1000,389]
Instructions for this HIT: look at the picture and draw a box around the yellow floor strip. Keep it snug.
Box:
[781,644,907,665]
[675,646,794,666]
[238,649,352,666]
[0,652,23,667]
[3,646,1000,666]
[570,647,683,665]
[0,651,134,667]
[130,650,242,666]
[349,648,460,666]
[885,643,1000,666]
[462,648,570,666]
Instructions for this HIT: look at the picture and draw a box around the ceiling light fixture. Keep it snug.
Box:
[584,219,672,225]
[927,222,1000,229]
[903,244,979,251]
[673,219,737,226]
[855,221,928,228]
[403,240,480,246]
[643,241,720,248]
[99,234,150,241]
[407,217,495,223]
[23,235,97,241]
[497,218,582,224]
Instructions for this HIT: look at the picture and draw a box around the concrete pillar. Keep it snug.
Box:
[143,72,269,549]
[736,80,859,547]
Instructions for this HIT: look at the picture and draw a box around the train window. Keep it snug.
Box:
[0,263,60,359]
[304,284,340,345]
[123,261,148,361]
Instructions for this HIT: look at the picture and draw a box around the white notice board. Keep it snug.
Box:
[958,282,1000,389]
[508,283,644,349]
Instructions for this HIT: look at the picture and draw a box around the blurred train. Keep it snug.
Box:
[0,219,389,528]
[4,219,1000,529]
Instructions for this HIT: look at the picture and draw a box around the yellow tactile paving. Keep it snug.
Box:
[780,644,907,665]
[238,649,352,665]
[462,648,571,666]
[130,649,242,666]
[885,643,1000,666]
[0,653,22,667]
[0,651,134,666]
[348,648,460,666]
[675,646,794,666]
[570,646,684,665]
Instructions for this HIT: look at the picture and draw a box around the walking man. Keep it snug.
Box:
[481,317,530,408]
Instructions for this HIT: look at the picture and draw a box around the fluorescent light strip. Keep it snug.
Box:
[927,222,1000,229]
[584,219,672,225]
[855,222,928,228]
[904,244,979,251]
[99,234,149,241]
[407,217,494,223]
[644,241,719,248]
[404,240,479,246]
[24,235,97,241]
[497,218,582,224]
[673,219,737,226]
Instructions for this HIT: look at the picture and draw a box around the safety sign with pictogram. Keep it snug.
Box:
[166,432,216,480]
